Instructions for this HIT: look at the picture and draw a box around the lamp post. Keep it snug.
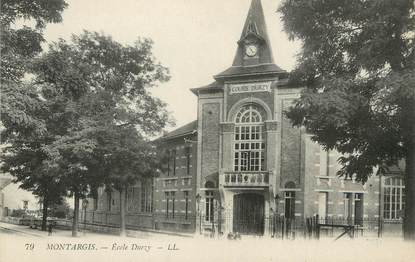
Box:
[273,194,280,237]
[196,193,201,235]
[274,194,280,215]
[82,199,89,235]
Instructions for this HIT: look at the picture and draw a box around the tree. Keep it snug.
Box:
[1,81,68,231]
[102,127,165,236]
[1,0,68,82]
[1,0,67,231]
[278,0,415,239]
[29,31,171,236]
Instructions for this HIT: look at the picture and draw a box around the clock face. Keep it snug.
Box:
[245,44,257,57]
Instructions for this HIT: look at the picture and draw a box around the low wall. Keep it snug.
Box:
[382,221,403,237]
[1,216,33,226]
[82,211,155,229]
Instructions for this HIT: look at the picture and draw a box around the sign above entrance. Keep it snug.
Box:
[228,81,272,95]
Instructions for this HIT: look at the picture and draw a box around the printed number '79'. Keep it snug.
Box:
[25,243,34,250]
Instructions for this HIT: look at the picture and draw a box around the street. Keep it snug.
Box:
[1,221,414,262]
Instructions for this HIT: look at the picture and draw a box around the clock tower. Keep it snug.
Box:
[191,0,290,236]
[215,0,285,79]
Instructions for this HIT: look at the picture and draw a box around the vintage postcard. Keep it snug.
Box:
[1,0,414,261]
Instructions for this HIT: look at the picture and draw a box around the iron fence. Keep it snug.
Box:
[196,212,402,240]
[42,210,403,240]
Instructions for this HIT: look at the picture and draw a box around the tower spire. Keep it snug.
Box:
[232,0,274,66]
[215,0,285,79]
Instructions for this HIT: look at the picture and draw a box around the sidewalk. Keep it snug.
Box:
[0,221,45,237]
[0,221,192,240]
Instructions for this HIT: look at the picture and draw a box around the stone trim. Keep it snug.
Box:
[264,120,278,131]
[220,122,235,133]
[227,97,272,122]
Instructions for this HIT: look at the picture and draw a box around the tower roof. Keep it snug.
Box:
[215,0,286,80]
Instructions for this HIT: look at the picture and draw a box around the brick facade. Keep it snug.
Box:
[85,0,403,236]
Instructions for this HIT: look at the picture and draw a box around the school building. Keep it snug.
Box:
[87,0,405,236]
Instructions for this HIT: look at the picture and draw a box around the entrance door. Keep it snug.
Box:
[354,193,363,226]
[233,193,264,235]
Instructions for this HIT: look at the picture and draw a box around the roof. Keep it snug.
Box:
[162,120,197,140]
[379,164,404,175]
[0,177,12,190]
[190,81,223,94]
[215,64,286,79]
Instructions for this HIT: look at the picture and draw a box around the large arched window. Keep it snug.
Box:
[233,104,266,171]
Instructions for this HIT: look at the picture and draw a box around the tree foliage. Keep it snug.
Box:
[1,0,68,82]
[4,30,171,236]
[29,31,172,191]
[278,0,415,239]
[1,0,68,230]
[279,0,414,181]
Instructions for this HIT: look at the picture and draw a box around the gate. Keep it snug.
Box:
[233,193,264,235]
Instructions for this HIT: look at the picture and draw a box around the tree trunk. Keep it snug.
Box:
[72,192,80,237]
[41,198,48,231]
[119,187,126,236]
[403,119,415,240]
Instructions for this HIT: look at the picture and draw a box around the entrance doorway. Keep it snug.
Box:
[233,193,264,235]
[354,193,363,226]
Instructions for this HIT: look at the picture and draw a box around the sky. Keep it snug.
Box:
[42,0,301,130]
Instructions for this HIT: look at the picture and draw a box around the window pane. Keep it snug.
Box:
[233,105,266,172]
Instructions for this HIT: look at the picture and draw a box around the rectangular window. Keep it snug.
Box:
[318,192,328,220]
[147,185,153,213]
[22,200,28,210]
[185,147,191,175]
[319,148,329,176]
[354,193,363,226]
[233,124,265,172]
[165,192,170,218]
[284,192,295,219]
[343,193,352,222]
[172,149,176,176]
[383,177,405,220]
[234,152,239,171]
[205,191,214,222]
[167,150,171,176]
[184,191,189,220]
[182,178,191,186]
[140,180,152,213]
[171,191,176,219]
[165,191,175,219]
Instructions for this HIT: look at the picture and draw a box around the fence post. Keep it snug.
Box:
[316,215,320,240]
[211,213,215,238]
[199,212,202,235]
[272,213,275,237]
[218,207,222,237]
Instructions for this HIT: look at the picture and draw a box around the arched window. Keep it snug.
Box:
[233,104,266,171]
